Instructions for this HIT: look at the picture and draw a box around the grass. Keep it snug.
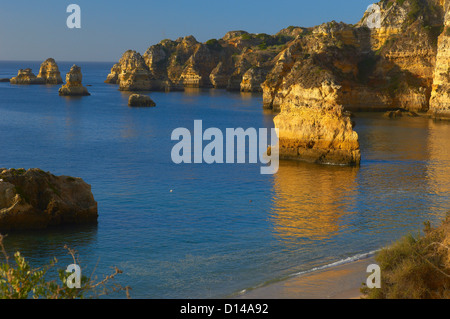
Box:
[361,214,450,299]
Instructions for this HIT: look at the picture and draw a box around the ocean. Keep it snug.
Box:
[0,61,449,298]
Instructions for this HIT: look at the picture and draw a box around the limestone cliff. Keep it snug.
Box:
[430,0,450,119]
[104,0,450,165]
[59,65,90,96]
[106,34,289,92]
[0,168,97,230]
[105,0,450,118]
[37,58,63,84]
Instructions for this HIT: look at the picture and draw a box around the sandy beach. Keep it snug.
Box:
[238,256,376,299]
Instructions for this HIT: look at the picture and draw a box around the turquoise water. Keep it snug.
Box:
[0,61,449,298]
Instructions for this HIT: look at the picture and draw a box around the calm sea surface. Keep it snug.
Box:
[0,61,449,298]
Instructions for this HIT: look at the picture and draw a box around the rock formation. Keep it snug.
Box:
[429,0,450,120]
[106,34,289,92]
[104,0,450,165]
[128,94,156,107]
[105,0,450,120]
[59,65,90,96]
[37,58,63,84]
[272,80,361,165]
[10,68,45,85]
[0,168,98,230]
[105,50,154,91]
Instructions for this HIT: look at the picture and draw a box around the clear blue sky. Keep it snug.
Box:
[0,0,375,62]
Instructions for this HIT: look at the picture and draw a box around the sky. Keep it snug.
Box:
[0,0,376,62]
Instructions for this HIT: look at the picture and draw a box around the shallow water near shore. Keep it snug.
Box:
[0,61,449,298]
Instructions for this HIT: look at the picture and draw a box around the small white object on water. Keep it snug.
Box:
[170,189,173,193]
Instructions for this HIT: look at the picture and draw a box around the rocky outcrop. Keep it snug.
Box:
[10,69,45,85]
[240,67,268,92]
[107,33,289,92]
[0,168,98,230]
[102,0,450,165]
[128,94,156,107]
[430,1,450,120]
[37,58,63,84]
[112,50,153,91]
[59,65,90,96]
[272,81,361,165]
[104,0,450,117]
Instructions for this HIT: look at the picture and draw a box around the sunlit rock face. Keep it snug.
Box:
[37,58,63,84]
[273,81,361,166]
[103,0,450,164]
[430,1,450,120]
[58,65,90,96]
[104,0,450,117]
[10,68,45,85]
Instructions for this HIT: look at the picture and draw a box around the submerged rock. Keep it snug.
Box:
[37,58,63,84]
[128,94,156,107]
[59,65,90,96]
[10,68,45,85]
[0,168,98,230]
[383,109,419,118]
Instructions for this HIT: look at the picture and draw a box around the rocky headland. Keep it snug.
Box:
[59,65,90,96]
[0,168,98,230]
[105,0,450,165]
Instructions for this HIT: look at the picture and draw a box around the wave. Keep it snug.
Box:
[235,249,381,296]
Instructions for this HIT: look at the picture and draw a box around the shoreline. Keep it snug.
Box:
[236,254,377,299]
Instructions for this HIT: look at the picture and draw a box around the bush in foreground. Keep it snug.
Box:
[361,213,450,299]
[0,234,130,299]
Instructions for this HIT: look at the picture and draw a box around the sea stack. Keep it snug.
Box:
[0,168,98,230]
[58,65,90,96]
[10,68,45,84]
[37,58,63,84]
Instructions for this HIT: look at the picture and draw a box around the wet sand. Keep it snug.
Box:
[238,256,376,299]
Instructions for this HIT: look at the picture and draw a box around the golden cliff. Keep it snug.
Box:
[430,0,450,119]
[105,0,450,118]
[104,0,450,165]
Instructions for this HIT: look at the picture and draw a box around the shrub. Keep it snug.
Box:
[361,214,450,299]
[205,39,222,51]
[0,234,130,299]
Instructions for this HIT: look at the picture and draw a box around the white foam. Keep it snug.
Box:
[235,250,381,296]
[289,250,380,278]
